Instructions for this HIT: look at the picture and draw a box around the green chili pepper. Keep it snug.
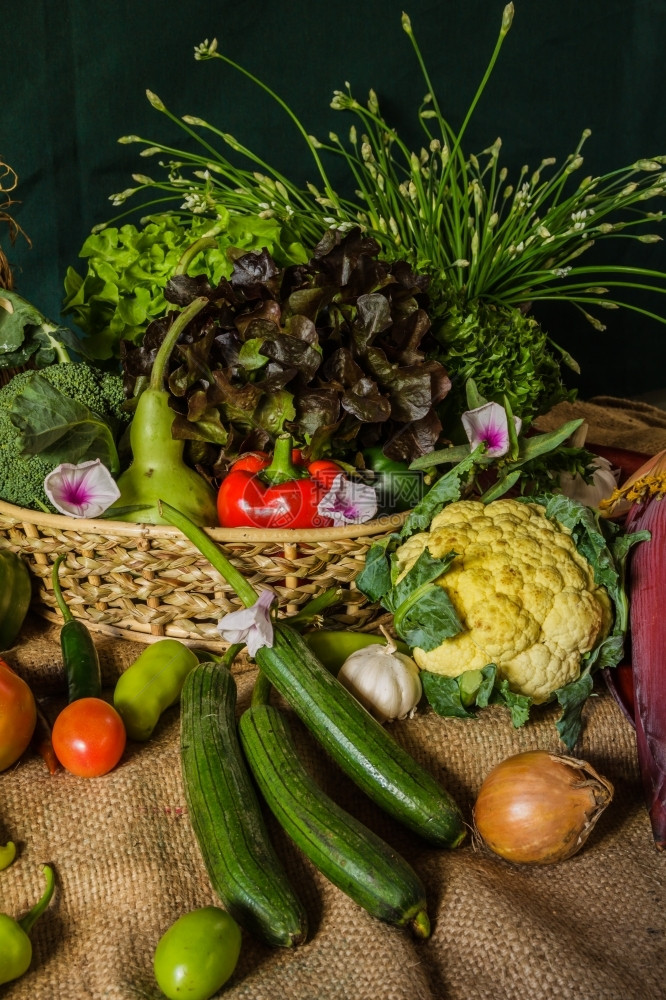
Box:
[0,551,31,651]
[113,639,199,741]
[362,447,425,513]
[51,556,102,703]
[0,842,16,870]
[0,864,55,986]
[304,630,410,674]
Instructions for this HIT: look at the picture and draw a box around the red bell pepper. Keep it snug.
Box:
[217,434,344,529]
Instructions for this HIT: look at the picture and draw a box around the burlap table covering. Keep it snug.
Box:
[1,395,666,1000]
[534,394,666,455]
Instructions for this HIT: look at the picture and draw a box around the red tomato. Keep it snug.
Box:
[52,697,126,777]
[0,658,37,771]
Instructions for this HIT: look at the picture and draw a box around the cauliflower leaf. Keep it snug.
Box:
[0,290,92,368]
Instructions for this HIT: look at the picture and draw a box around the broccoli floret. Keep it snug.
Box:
[0,363,129,512]
[99,370,129,424]
[22,362,127,423]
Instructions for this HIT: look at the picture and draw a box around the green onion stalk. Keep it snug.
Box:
[103,6,666,334]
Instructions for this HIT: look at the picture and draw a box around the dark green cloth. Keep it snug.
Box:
[2,0,666,396]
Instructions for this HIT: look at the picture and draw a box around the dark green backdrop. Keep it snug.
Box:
[3,0,666,398]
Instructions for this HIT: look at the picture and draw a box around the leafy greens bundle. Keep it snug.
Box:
[62,209,309,360]
[120,228,451,469]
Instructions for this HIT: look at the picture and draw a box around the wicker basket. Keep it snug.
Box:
[0,499,405,650]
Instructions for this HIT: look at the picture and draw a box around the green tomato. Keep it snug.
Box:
[154,906,242,1000]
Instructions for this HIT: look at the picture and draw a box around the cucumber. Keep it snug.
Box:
[180,662,308,948]
[155,499,465,849]
[255,625,466,848]
[239,702,431,938]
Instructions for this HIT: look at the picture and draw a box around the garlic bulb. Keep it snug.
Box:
[337,630,422,723]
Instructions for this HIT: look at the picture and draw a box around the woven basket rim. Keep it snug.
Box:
[0,497,408,543]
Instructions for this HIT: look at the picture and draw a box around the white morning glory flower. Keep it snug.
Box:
[317,474,378,526]
[216,589,275,656]
[461,401,522,458]
[44,459,121,518]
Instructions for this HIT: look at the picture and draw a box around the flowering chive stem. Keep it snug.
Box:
[144,90,227,165]
[199,48,343,215]
[182,119,324,216]
[99,8,666,339]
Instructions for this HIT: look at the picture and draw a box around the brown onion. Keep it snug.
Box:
[473,750,614,865]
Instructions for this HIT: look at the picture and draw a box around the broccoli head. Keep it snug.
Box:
[0,362,129,512]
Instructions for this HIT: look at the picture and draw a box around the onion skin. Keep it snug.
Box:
[473,750,614,865]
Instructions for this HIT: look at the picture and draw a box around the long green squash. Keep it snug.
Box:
[180,662,308,947]
[239,700,431,937]
[255,626,466,848]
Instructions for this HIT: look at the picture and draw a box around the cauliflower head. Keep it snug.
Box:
[394,498,612,703]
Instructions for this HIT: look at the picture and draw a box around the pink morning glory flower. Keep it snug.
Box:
[461,402,522,458]
[317,473,378,527]
[44,459,121,518]
[216,589,275,656]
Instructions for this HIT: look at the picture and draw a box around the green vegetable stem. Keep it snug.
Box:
[113,639,199,741]
[111,295,218,526]
[0,864,55,986]
[51,555,102,703]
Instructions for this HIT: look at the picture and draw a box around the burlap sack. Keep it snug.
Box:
[0,614,663,1000]
[534,395,666,456]
[1,397,665,1000]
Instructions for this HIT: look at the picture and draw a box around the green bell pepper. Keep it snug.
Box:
[362,447,425,513]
